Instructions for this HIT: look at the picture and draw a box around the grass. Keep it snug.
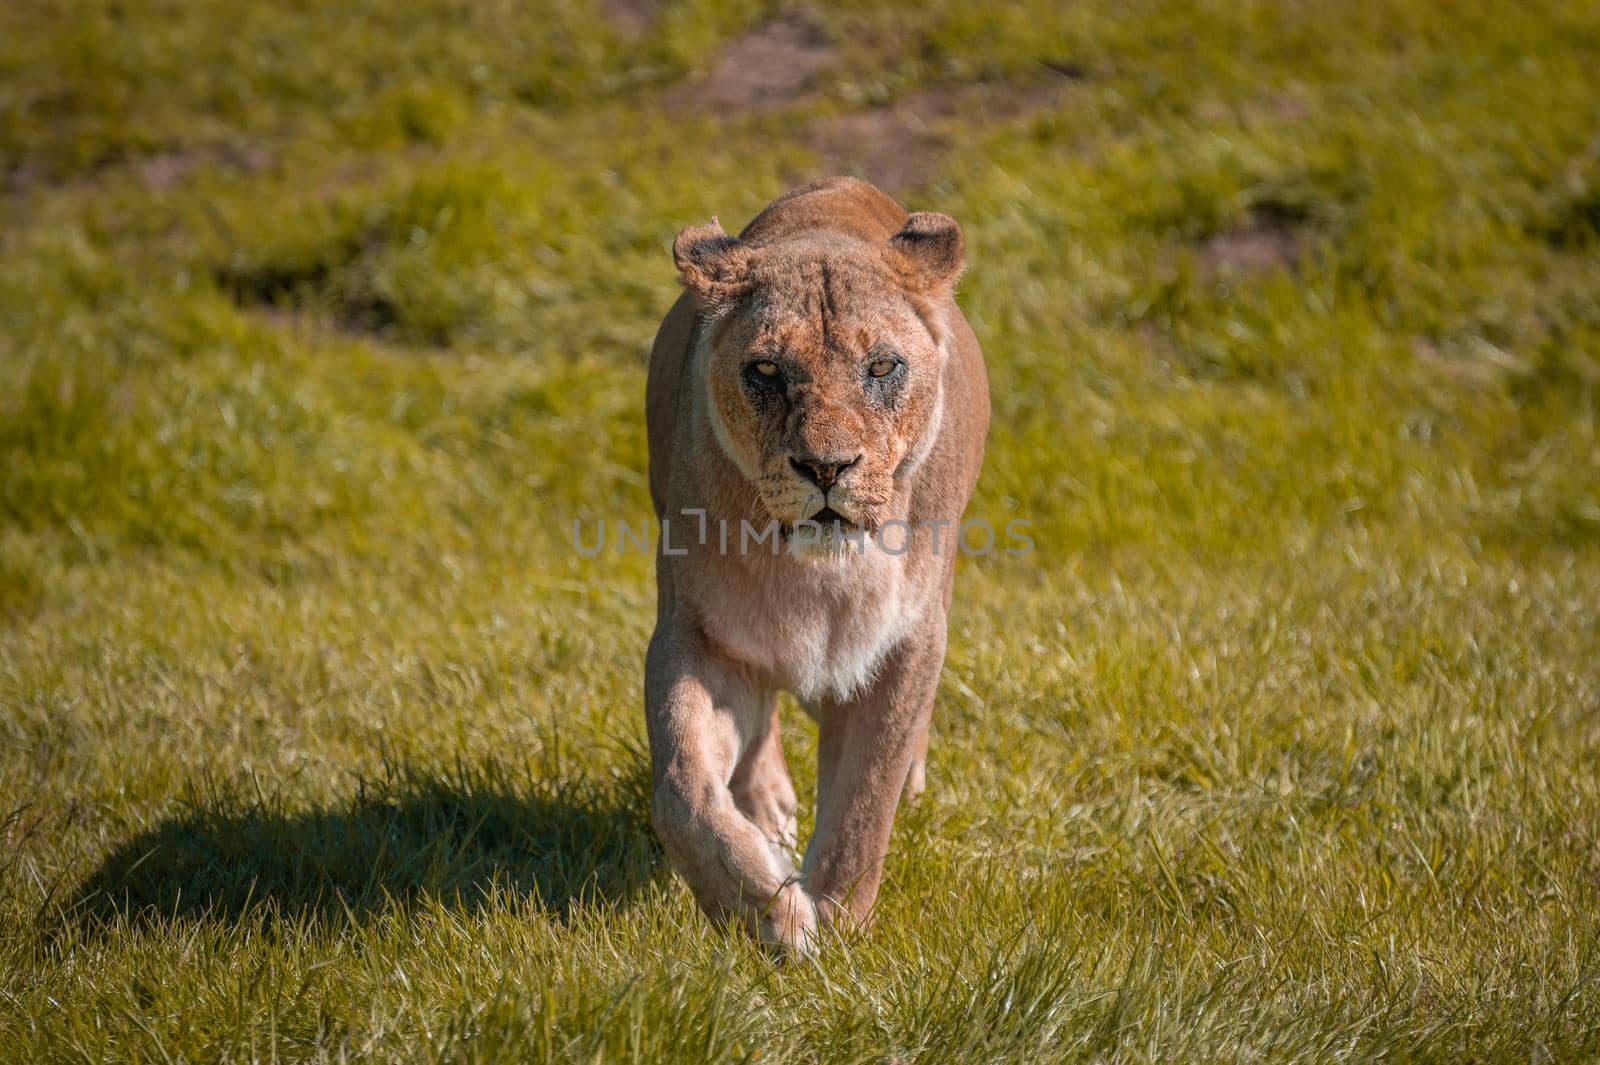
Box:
[3,0,1600,1059]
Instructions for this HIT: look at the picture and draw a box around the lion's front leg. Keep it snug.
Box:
[803,618,947,931]
[645,621,816,954]
[730,697,800,855]
[903,723,929,801]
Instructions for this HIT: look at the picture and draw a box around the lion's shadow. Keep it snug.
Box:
[68,759,663,932]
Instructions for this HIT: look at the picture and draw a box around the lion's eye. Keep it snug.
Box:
[868,357,899,378]
[753,360,781,377]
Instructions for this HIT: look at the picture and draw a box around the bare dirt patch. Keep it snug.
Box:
[1197,221,1302,275]
[600,0,658,37]
[136,145,271,192]
[808,100,946,194]
[670,17,837,114]
[7,142,271,197]
[808,77,1069,192]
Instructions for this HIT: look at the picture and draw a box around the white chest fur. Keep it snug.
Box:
[693,546,926,705]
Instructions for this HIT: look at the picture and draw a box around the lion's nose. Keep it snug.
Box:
[789,452,861,491]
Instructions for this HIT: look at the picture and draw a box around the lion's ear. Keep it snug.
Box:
[888,211,965,295]
[673,218,754,312]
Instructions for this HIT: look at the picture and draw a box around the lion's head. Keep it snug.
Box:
[672,212,965,545]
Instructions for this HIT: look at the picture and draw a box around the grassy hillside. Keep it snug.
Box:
[3,0,1599,1059]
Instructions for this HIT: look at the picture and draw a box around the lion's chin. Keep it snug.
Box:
[776,506,880,560]
[785,528,869,560]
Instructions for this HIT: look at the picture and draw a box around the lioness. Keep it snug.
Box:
[644,176,989,953]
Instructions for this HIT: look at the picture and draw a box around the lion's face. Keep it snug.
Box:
[674,217,965,543]
[704,248,944,534]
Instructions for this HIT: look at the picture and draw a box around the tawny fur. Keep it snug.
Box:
[644,177,990,953]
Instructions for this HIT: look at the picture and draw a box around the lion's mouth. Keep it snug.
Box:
[780,505,864,538]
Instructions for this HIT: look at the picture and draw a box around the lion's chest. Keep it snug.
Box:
[694,551,924,705]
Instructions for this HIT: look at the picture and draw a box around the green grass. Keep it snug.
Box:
[3,0,1600,1059]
